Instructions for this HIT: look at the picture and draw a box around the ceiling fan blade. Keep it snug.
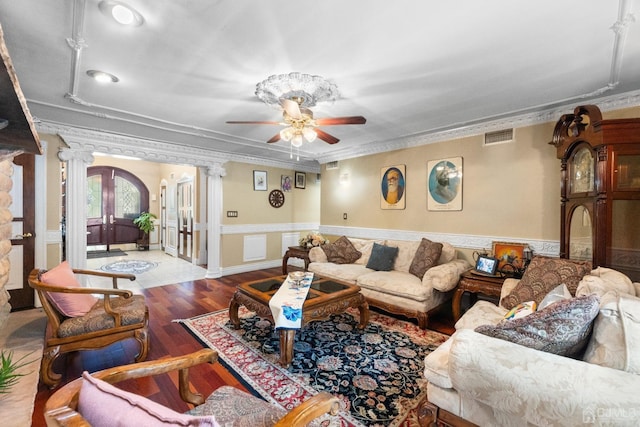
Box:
[226,120,281,125]
[316,129,340,144]
[315,116,367,126]
[280,98,302,119]
[266,133,281,143]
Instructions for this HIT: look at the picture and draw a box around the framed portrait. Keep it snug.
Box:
[427,157,463,211]
[295,171,306,189]
[281,175,292,192]
[253,170,267,191]
[380,165,406,210]
[492,241,528,271]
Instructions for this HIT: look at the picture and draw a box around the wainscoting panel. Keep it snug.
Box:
[243,234,267,262]
[282,232,303,268]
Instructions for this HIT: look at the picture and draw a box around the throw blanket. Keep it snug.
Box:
[268,272,313,329]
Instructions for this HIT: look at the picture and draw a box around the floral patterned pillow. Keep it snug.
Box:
[321,236,362,264]
[501,256,592,310]
[476,294,600,359]
[409,238,443,279]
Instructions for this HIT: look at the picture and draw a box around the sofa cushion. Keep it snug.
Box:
[455,300,508,330]
[78,372,219,427]
[501,256,592,310]
[321,236,362,264]
[576,267,637,299]
[357,271,430,301]
[538,283,572,310]
[41,261,98,317]
[409,238,443,279]
[583,292,640,374]
[384,240,420,273]
[348,238,381,265]
[423,335,455,389]
[438,242,456,264]
[475,294,600,358]
[308,263,371,284]
[366,243,399,271]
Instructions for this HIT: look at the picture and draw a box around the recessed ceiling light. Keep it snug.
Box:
[98,1,144,26]
[86,70,120,83]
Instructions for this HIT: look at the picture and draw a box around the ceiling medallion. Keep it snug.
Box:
[255,72,340,109]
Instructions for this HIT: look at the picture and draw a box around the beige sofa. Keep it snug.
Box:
[308,237,470,329]
[421,266,640,426]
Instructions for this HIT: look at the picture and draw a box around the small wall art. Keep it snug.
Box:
[427,157,462,211]
[380,165,406,210]
[492,241,529,272]
[253,170,267,191]
[281,175,292,192]
[295,171,306,189]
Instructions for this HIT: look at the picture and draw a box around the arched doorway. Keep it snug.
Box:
[87,166,149,250]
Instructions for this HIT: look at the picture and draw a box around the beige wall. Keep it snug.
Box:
[220,162,320,267]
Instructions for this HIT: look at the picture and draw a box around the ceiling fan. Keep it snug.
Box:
[226,97,366,146]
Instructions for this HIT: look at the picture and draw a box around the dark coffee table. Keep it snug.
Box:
[229,274,369,367]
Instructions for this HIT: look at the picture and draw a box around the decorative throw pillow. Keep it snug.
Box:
[501,256,592,310]
[366,243,399,271]
[78,372,220,427]
[538,283,572,310]
[409,238,443,279]
[583,292,640,374]
[476,294,600,358]
[41,261,98,317]
[503,301,537,320]
[321,236,362,264]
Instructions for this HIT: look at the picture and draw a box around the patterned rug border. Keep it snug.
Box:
[100,259,158,274]
[176,308,449,427]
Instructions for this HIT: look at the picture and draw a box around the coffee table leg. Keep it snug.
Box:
[279,329,295,367]
[229,293,241,329]
[357,298,370,329]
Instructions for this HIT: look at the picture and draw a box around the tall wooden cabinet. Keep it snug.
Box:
[550,105,640,281]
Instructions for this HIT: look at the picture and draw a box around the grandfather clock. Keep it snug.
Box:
[550,105,640,281]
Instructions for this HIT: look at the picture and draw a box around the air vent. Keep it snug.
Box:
[484,128,514,145]
[326,161,339,170]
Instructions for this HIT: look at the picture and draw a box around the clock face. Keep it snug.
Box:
[269,189,285,208]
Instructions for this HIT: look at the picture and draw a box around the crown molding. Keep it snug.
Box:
[37,121,321,172]
[315,89,640,164]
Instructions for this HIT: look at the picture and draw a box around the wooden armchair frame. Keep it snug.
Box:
[44,348,340,427]
[28,268,150,388]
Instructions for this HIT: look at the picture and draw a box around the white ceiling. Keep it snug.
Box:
[1,0,640,170]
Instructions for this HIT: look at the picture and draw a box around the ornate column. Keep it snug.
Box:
[58,148,93,271]
[204,162,226,278]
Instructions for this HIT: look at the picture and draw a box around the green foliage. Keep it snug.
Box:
[133,212,157,234]
[0,350,35,394]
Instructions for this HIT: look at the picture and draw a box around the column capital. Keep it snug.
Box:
[58,147,94,164]
[205,162,227,178]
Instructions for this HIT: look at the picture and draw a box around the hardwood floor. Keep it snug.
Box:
[32,267,455,426]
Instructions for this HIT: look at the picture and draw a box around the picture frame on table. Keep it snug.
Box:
[295,171,306,189]
[253,170,267,191]
[492,241,528,271]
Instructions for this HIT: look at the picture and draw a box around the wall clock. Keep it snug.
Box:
[268,189,285,208]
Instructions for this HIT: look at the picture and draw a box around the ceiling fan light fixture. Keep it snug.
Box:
[303,127,317,142]
[291,133,304,147]
[279,127,294,142]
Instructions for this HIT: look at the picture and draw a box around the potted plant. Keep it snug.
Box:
[133,212,157,251]
[0,350,34,395]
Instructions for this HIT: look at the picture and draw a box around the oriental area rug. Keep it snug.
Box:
[177,307,448,427]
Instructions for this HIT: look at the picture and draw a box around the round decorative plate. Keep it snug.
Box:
[269,189,285,208]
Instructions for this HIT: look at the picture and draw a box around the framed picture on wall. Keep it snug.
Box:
[427,157,463,211]
[380,165,406,209]
[281,175,292,192]
[253,170,267,191]
[295,171,306,189]
[492,241,528,271]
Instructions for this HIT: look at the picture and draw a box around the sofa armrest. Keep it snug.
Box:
[448,329,640,426]
[424,259,471,292]
[308,246,328,263]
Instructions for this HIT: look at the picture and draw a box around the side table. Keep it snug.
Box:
[452,271,506,321]
[282,246,311,274]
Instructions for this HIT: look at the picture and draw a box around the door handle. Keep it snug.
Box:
[15,232,33,238]
[110,215,115,224]
[103,215,107,225]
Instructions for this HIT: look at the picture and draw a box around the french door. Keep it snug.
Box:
[86,166,149,250]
